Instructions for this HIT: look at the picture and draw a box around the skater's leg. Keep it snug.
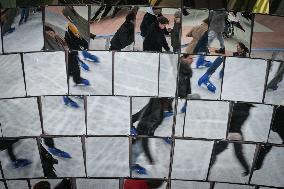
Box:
[211,141,228,167]
[207,30,217,47]
[271,106,284,143]
[7,145,17,162]
[142,138,154,164]
[206,56,224,75]
[44,138,55,148]
[131,139,143,164]
[101,5,113,18]
[254,145,272,170]
[267,63,284,90]
[216,32,225,49]
[19,8,25,24]
[24,8,30,22]
[233,143,250,175]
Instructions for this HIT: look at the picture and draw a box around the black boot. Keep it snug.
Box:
[215,48,225,54]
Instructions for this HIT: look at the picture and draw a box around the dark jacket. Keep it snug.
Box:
[143,21,170,52]
[177,60,192,98]
[140,12,157,37]
[64,28,88,51]
[110,20,134,50]
[171,22,181,50]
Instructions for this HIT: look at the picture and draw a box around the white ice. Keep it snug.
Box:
[23,52,68,96]
[85,137,129,177]
[171,180,210,189]
[76,179,119,189]
[6,180,29,189]
[0,182,5,189]
[221,57,267,103]
[0,54,26,99]
[41,96,86,135]
[208,143,255,184]
[214,183,255,189]
[87,96,130,135]
[251,146,284,188]
[3,11,44,52]
[0,97,42,137]
[183,100,229,139]
[114,52,159,96]
[171,139,213,180]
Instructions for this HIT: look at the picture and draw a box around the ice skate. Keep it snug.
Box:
[198,73,216,93]
[63,96,79,108]
[196,56,213,69]
[82,51,100,63]
[130,126,138,136]
[163,137,172,145]
[48,147,71,159]
[181,103,187,113]
[163,111,174,118]
[76,78,90,86]
[131,164,147,175]
[13,159,32,168]
[78,58,90,71]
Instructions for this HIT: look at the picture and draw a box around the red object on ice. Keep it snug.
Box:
[124,179,151,189]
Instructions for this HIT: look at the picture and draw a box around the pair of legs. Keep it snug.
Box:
[208,30,225,53]
[267,63,284,90]
[19,8,29,25]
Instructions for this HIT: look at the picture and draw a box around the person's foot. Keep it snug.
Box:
[164,137,172,145]
[131,164,147,175]
[196,56,213,68]
[215,48,225,54]
[13,159,32,168]
[181,103,187,113]
[48,147,71,159]
[163,111,174,118]
[198,73,216,93]
[63,96,79,108]
[130,126,138,136]
[76,78,90,86]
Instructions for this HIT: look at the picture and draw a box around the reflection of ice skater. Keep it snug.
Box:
[170,10,181,53]
[0,139,32,168]
[177,54,201,113]
[266,63,284,91]
[131,98,173,174]
[210,103,253,176]
[33,178,71,189]
[254,105,284,171]
[109,11,136,50]
[208,9,228,54]
[19,8,29,25]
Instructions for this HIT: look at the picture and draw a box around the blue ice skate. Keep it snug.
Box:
[196,56,213,69]
[131,164,147,175]
[219,70,224,79]
[198,73,216,93]
[130,126,138,136]
[48,147,71,159]
[164,137,172,145]
[163,111,174,118]
[78,58,90,71]
[82,51,100,63]
[181,103,187,113]
[13,159,32,168]
[63,96,79,108]
[76,78,90,86]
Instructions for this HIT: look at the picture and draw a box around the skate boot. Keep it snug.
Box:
[215,48,225,54]
[130,126,138,136]
[181,103,187,113]
[76,78,90,86]
[78,58,90,71]
[198,73,216,93]
[48,147,71,159]
[196,56,213,68]
[164,137,172,145]
[163,111,174,118]
[82,51,100,63]
[131,164,147,175]
[13,159,32,168]
[63,96,79,108]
